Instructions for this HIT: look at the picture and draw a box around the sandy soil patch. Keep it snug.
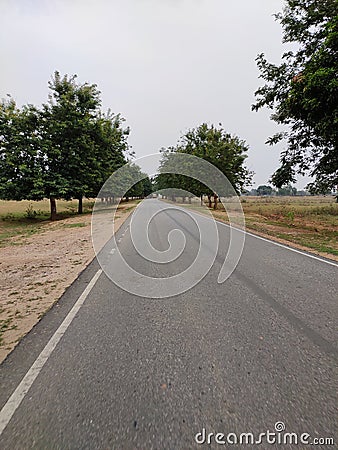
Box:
[0,203,135,363]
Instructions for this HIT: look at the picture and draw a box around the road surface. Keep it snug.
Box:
[0,199,337,449]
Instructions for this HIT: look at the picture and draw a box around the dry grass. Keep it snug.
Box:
[217,196,338,258]
[0,199,95,247]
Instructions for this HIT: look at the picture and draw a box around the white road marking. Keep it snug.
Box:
[233,225,337,267]
[110,248,116,255]
[0,268,103,436]
[120,225,129,238]
[216,219,338,268]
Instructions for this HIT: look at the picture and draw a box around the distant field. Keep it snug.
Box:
[0,199,95,247]
[216,196,338,258]
[0,199,95,218]
[241,195,337,218]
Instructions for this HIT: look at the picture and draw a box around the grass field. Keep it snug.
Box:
[0,198,94,218]
[0,199,95,247]
[216,195,338,257]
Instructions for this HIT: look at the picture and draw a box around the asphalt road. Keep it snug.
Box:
[0,199,337,449]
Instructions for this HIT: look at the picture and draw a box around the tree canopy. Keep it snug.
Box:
[252,0,338,194]
[257,185,274,196]
[0,71,130,218]
[155,123,252,207]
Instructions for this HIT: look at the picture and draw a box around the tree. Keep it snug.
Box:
[0,98,73,219]
[155,124,252,208]
[0,99,48,203]
[94,111,130,196]
[42,72,129,215]
[252,0,338,195]
[0,72,130,219]
[276,184,297,196]
[141,176,153,197]
[101,162,152,202]
[257,185,274,196]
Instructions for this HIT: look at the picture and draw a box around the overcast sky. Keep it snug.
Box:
[0,0,311,188]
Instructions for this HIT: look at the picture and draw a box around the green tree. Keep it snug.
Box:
[0,72,130,219]
[253,0,338,195]
[141,176,153,197]
[89,110,130,201]
[42,72,129,215]
[0,99,47,203]
[257,185,274,196]
[156,124,252,208]
[276,184,297,196]
[101,163,151,202]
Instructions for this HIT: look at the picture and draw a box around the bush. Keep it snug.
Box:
[25,203,43,219]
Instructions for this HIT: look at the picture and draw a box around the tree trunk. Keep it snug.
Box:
[200,194,203,206]
[207,195,212,208]
[213,193,218,210]
[188,197,192,204]
[50,197,57,221]
[78,197,83,214]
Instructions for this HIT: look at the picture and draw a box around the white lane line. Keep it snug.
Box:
[0,268,103,436]
[236,226,337,267]
[163,202,338,268]
[216,220,338,267]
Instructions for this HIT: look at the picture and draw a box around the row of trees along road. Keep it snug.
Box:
[98,162,153,203]
[253,0,337,196]
[256,184,298,196]
[155,123,253,208]
[0,71,150,220]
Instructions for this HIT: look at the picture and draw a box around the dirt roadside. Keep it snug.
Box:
[0,203,136,364]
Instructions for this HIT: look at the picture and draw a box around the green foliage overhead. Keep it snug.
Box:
[252,0,338,194]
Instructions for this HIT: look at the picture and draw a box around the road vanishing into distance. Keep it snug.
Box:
[0,199,337,449]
